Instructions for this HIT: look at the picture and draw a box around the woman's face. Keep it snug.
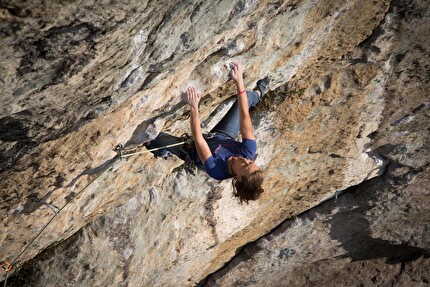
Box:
[231,156,259,179]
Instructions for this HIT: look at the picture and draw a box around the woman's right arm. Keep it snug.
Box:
[187,86,212,164]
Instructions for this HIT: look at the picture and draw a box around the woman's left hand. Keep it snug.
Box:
[186,86,202,110]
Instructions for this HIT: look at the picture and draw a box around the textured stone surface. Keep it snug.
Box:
[203,0,430,285]
[204,166,430,286]
[1,0,429,286]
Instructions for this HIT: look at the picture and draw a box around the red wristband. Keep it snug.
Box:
[239,89,246,94]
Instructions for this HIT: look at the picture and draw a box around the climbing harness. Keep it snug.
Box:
[1,138,190,286]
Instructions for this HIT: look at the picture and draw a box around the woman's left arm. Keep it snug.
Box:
[230,62,255,140]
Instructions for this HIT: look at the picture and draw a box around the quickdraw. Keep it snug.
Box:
[114,144,124,159]
[0,261,12,272]
[181,133,194,149]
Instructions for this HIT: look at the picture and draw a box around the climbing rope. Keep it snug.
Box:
[2,271,8,287]
[1,138,189,285]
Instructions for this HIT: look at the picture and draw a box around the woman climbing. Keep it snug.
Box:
[146,61,269,204]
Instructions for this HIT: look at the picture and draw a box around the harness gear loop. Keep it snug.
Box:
[1,261,12,272]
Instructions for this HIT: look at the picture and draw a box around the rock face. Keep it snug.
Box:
[0,0,429,286]
[205,162,430,286]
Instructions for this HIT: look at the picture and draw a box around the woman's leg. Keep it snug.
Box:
[210,90,260,139]
[146,132,187,160]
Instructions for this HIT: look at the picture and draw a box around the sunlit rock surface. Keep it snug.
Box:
[1,0,428,286]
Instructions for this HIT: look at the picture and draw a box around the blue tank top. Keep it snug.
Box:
[194,134,257,180]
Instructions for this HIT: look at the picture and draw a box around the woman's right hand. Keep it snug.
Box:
[186,86,201,110]
[230,61,244,83]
